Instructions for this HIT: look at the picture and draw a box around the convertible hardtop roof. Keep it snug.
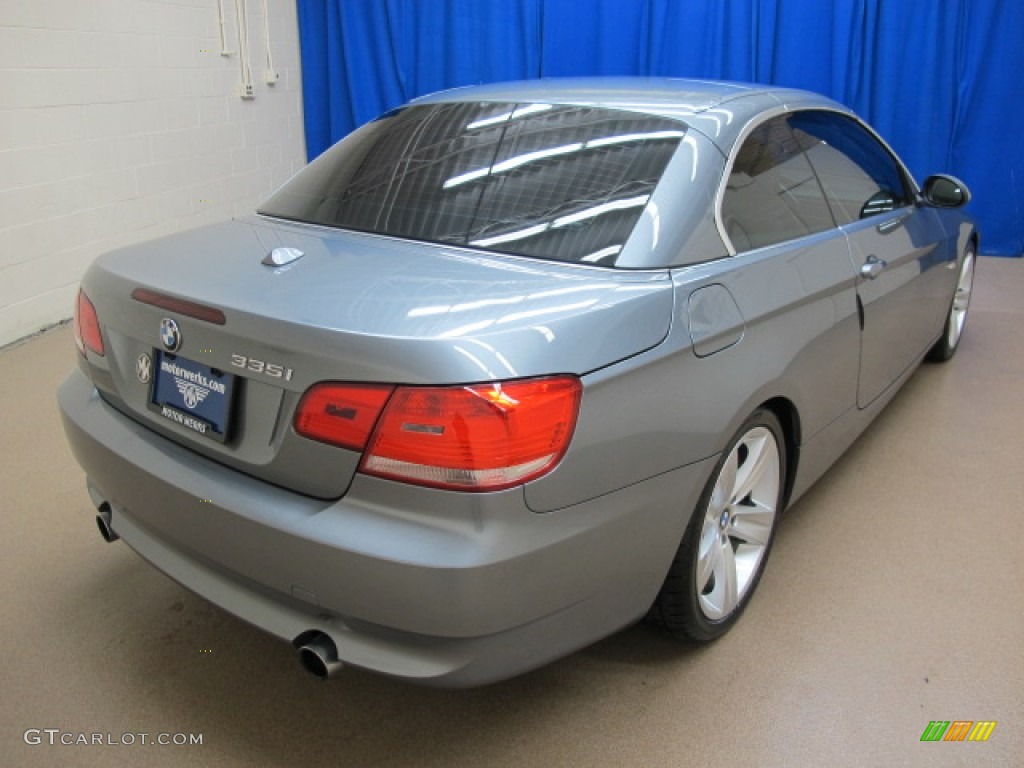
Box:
[410,77,845,119]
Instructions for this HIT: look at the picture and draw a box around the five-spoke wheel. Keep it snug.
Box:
[928,244,976,362]
[696,424,780,620]
[652,408,786,642]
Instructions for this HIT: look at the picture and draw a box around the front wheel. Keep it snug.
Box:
[652,408,786,643]
[927,244,976,362]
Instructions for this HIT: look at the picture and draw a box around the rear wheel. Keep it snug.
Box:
[652,409,786,643]
[927,244,976,362]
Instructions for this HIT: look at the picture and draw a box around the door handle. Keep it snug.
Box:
[860,256,887,280]
[876,213,911,234]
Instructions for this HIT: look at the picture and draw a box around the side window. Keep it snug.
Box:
[721,116,834,252]
[788,111,912,225]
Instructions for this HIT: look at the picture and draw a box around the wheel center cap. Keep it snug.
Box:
[719,510,731,530]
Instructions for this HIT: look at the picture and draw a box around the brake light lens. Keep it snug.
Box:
[362,376,581,492]
[294,383,395,451]
[295,376,583,491]
[73,289,104,357]
[131,288,226,325]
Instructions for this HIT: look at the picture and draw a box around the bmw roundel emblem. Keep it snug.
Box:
[160,318,181,352]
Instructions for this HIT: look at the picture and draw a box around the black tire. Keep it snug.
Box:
[652,408,787,643]
[927,244,976,363]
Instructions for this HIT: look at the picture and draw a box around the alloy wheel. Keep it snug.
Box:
[696,426,781,620]
[948,249,975,350]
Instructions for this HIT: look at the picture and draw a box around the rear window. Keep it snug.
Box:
[258,102,686,266]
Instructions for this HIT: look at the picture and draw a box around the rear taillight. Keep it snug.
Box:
[364,376,581,491]
[294,383,395,451]
[73,289,104,357]
[294,376,582,492]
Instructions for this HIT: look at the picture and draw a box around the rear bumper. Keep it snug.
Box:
[58,368,711,686]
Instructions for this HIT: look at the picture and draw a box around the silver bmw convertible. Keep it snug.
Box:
[59,78,976,687]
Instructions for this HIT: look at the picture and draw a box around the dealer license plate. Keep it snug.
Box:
[150,351,235,441]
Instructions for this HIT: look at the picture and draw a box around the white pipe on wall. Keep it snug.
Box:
[234,0,255,98]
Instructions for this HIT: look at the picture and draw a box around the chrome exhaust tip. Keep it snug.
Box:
[296,631,344,680]
[95,506,119,543]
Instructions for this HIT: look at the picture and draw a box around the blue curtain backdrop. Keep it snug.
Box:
[296,0,1024,256]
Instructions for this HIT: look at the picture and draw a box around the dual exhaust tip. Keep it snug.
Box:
[93,503,342,680]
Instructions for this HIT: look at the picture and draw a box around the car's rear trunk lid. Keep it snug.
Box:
[80,216,673,498]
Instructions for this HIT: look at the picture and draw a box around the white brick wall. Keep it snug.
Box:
[0,0,307,346]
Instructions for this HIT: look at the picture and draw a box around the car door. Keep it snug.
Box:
[788,111,954,408]
[716,115,861,442]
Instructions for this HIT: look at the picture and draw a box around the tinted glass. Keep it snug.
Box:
[788,111,912,224]
[259,102,686,266]
[720,116,834,252]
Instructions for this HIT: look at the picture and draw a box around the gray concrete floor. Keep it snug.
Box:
[2,257,1021,767]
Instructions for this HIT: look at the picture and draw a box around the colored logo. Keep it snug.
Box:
[160,318,181,352]
[920,721,996,742]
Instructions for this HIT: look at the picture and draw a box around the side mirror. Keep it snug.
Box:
[922,174,971,208]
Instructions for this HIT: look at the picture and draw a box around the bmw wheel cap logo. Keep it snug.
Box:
[160,318,181,352]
